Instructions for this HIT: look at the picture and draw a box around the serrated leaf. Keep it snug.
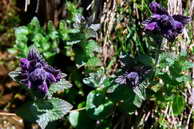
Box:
[36,98,72,129]
[47,21,59,40]
[9,68,21,82]
[176,75,190,82]
[47,79,72,97]
[29,17,40,27]
[83,69,106,88]
[69,28,80,33]
[17,98,72,129]
[15,26,29,44]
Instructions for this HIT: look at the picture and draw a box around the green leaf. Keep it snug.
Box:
[66,40,80,45]
[133,95,143,108]
[17,98,73,129]
[133,81,148,101]
[59,20,70,41]
[172,95,185,116]
[82,40,101,57]
[47,78,72,97]
[83,68,106,88]
[9,68,21,82]
[15,26,29,44]
[107,85,132,102]
[32,33,47,46]
[29,17,40,27]
[182,61,194,70]
[37,98,72,129]
[86,57,102,67]
[68,110,96,129]
[86,90,113,119]
[118,98,136,114]
[132,81,149,107]
[136,54,154,66]
[47,21,59,40]
[175,75,190,83]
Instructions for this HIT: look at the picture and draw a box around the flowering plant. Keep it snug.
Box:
[19,47,62,94]
[9,47,73,129]
[143,2,191,41]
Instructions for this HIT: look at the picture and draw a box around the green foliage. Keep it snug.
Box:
[172,95,185,116]
[74,39,101,67]
[9,64,73,129]
[10,2,102,70]
[6,0,193,129]
[47,78,72,97]
[10,17,59,58]
[17,98,73,129]
[86,90,114,120]
[68,110,96,129]
[83,68,107,88]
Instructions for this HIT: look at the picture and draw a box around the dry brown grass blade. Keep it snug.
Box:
[98,0,117,65]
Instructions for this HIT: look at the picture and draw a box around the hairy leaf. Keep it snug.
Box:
[47,79,72,97]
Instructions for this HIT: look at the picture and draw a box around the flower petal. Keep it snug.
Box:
[172,15,191,25]
[38,81,48,93]
[149,2,168,15]
[144,22,159,31]
[19,58,30,70]
[115,75,127,84]
[46,73,57,83]
[30,68,47,82]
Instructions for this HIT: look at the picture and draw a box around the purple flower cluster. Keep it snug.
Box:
[19,47,62,94]
[143,2,190,41]
[115,72,140,87]
[115,64,152,87]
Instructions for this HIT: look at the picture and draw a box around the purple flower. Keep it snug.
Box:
[19,47,62,94]
[115,72,140,87]
[143,2,191,41]
[115,64,152,87]
[149,2,168,15]
[144,22,159,31]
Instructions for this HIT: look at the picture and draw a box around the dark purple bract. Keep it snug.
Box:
[115,72,140,87]
[19,47,61,94]
[143,2,190,41]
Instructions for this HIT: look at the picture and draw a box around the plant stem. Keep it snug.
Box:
[70,107,86,112]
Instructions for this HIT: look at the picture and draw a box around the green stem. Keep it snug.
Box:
[70,107,86,112]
